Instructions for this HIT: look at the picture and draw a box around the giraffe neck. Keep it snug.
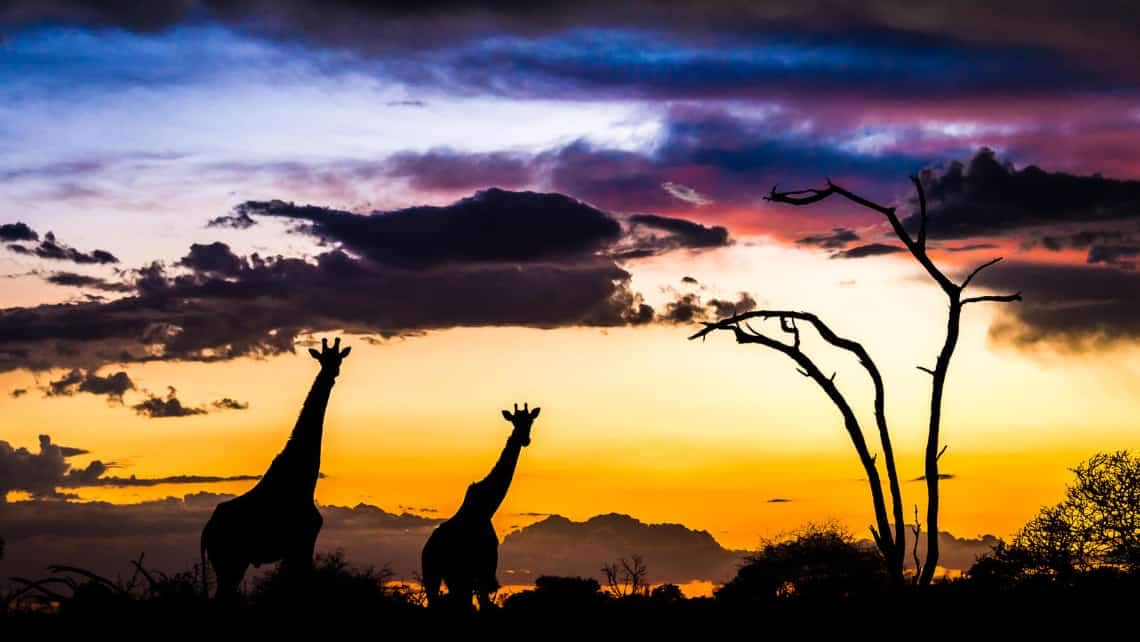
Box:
[458,432,525,520]
[259,368,337,497]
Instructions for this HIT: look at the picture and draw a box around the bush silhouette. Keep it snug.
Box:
[715,523,887,605]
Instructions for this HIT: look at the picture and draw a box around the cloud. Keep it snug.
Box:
[178,241,246,276]
[1086,245,1140,269]
[240,188,623,267]
[681,276,699,284]
[660,291,756,323]
[45,368,135,402]
[0,222,38,242]
[974,261,1140,351]
[500,513,746,585]
[383,149,535,193]
[797,228,860,249]
[10,388,27,398]
[0,434,267,503]
[766,498,793,503]
[943,243,999,253]
[45,271,134,292]
[706,292,758,318]
[907,148,1140,239]
[910,473,957,481]
[5,230,119,264]
[132,387,207,418]
[0,189,738,373]
[628,214,729,249]
[831,243,905,259]
[212,397,249,410]
[206,210,257,229]
[0,435,101,500]
[662,182,712,206]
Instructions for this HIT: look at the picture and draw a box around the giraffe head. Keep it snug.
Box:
[308,337,352,377]
[501,402,540,447]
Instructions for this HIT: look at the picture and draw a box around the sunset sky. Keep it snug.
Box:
[3,3,1140,580]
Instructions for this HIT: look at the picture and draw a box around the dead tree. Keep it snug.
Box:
[690,177,1020,585]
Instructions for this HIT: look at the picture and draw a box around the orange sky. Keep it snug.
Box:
[5,240,1138,550]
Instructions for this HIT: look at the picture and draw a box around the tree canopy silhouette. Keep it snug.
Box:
[691,176,1020,585]
[972,451,1140,580]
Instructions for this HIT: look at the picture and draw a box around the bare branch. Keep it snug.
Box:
[937,445,948,460]
[912,505,923,584]
[962,292,1023,305]
[767,180,957,294]
[796,368,810,378]
[916,366,935,376]
[961,257,1004,290]
[911,176,928,250]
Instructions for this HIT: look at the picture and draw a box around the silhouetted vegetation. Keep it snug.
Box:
[969,450,1140,584]
[715,523,888,605]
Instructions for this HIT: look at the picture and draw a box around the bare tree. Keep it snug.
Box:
[601,554,650,598]
[691,177,1020,585]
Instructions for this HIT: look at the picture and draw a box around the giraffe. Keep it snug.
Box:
[421,402,541,610]
[200,337,351,599]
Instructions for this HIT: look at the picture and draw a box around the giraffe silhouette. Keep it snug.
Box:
[200,337,351,599]
[421,402,541,610]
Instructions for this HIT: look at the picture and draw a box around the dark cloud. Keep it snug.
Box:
[383,149,535,193]
[0,434,99,500]
[628,214,729,249]
[45,271,134,292]
[45,368,135,402]
[0,434,266,503]
[831,243,905,259]
[975,261,1140,351]
[681,276,698,285]
[500,513,746,585]
[1039,229,1125,251]
[132,387,207,418]
[1086,245,1140,269]
[10,388,27,398]
[767,498,793,503]
[660,293,705,324]
[0,189,735,373]
[5,230,119,264]
[910,473,957,481]
[178,241,246,276]
[241,188,622,267]
[907,148,1140,240]
[797,227,860,249]
[0,435,102,499]
[207,209,258,229]
[660,291,756,323]
[212,397,249,410]
[943,243,999,253]
[0,222,38,242]
[706,292,758,319]
[543,118,929,214]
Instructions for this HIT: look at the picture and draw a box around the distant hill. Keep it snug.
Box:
[500,513,747,585]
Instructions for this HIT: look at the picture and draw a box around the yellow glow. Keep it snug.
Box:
[4,242,1140,553]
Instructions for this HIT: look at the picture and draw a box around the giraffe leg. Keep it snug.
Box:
[280,509,321,585]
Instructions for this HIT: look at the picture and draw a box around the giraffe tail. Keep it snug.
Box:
[200,524,210,599]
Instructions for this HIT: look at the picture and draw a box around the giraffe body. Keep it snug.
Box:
[201,338,350,599]
[421,403,540,610]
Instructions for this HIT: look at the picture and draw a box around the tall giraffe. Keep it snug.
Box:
[200,337,351,598]
[421,403,541,610]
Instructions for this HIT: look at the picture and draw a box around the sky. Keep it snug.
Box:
[2,2,1140,584]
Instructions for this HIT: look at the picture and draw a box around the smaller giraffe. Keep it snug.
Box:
[421,403,541,610]
[200,337,351,599]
